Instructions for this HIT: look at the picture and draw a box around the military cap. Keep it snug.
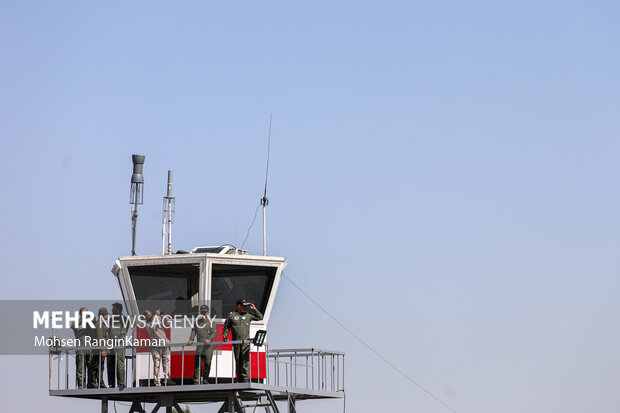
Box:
[98,307,108,316]
[200,305,210,312]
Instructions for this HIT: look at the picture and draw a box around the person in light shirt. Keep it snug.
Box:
[144,309,175,386]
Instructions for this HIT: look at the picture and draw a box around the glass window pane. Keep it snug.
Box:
[129,263,200,316]
[211,264,276,317]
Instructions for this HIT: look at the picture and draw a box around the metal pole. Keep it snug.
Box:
[342,354,345,392]
[337,355,339,391]
[265,343,269,385]
[131,198,138,256]
[161,206,166,255]
[167,199,173,255]
[148,350,151,387]
[181,345,184,386]
[331,355,334,391]
[257,347,260,383]
[311,353,314,390]
[132,345,136,388]
[162,170,174,255]
[261,114,271,257]
[130,154,145,256]
[262,200,267,256]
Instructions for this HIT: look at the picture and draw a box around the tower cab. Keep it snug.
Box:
[111,247,287,383]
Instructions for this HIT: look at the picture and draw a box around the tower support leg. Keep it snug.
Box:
[265,391,280,413]
[129,400,146,413]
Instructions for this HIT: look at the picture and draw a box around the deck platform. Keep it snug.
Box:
[49,381,343,403]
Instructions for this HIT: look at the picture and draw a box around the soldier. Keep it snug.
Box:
[71,307,92,389]
[187,305,216,384]
[88,307,109,388]
[107,302,128,388]
[223,300,263,383]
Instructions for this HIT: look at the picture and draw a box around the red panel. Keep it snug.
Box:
[214,323,232,350]
[170,352,196,379]
[250,352,266,379]
[136,328,149,353]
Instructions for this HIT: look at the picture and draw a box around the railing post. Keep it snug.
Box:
[311,352,314,390]
[63,351,67,390]
[342,354,345,392]
[332,354,334,391]
[265,343,269,385]
[257,344,260,383]
[132,345,136,388]
[98,351,102,389]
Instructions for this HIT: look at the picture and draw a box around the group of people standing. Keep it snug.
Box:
[142,299,264,385]
[72,299,263,389]
[71,303,127,389]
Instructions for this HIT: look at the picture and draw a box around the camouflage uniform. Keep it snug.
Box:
[189,317,216,383]
[107,313,128,387]
[71,315,93,389]
[89,312,110,388]
[223,308,263,382]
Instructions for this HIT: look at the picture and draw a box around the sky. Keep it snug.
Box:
[1,1,619,412]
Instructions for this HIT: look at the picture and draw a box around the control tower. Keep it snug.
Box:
[49,248,345,412]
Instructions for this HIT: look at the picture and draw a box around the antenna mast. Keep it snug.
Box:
[129,154,145,256]
[261,114,272,256]
[162,170,175,255]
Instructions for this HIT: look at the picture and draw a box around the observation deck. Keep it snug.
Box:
[49,342,345,413]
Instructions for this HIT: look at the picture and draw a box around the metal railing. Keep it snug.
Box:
[49,342,344,394]
[267,348,344,393]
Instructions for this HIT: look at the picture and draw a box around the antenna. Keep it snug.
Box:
[261,114,272,256]
[129,154,145,256]
[161,170,175,255]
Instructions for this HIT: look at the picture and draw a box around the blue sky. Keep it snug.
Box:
[1,1,619,412]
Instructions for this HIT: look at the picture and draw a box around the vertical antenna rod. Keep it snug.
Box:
[261,114,272,256]
[162,170,176,255]
[130,154,145,256]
